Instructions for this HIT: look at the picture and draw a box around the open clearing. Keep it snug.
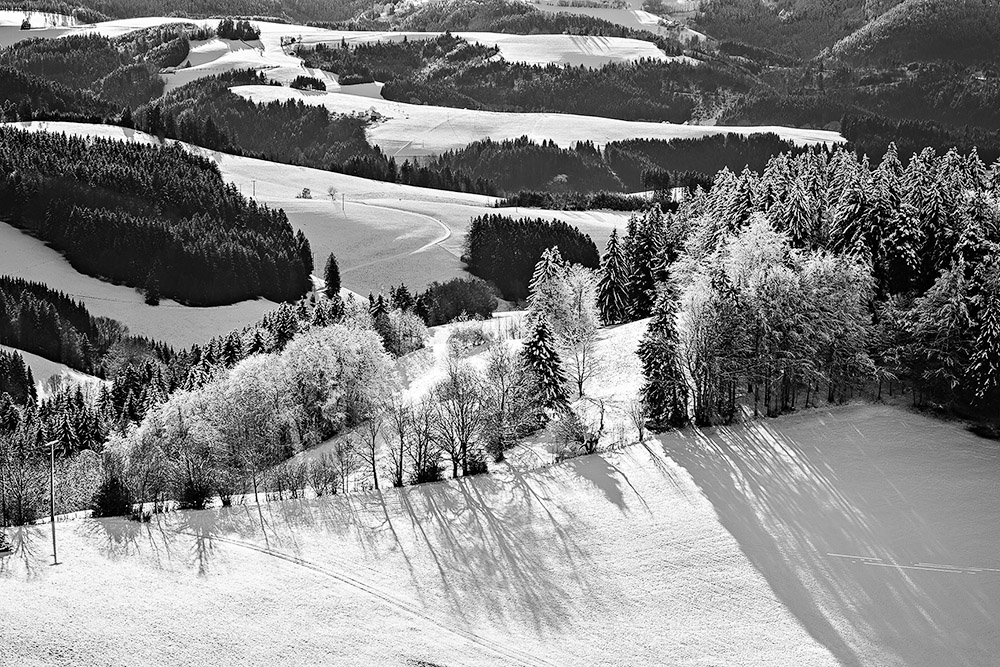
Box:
[4,403,994,665]
[234,84,845,159]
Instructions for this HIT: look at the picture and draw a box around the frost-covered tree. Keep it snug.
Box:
[527,246,569,320]
[597,229,631,325]
[561,265,601,397]
[638,286,688,430]
[521,315,570,411]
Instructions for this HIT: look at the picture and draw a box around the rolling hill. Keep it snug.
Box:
[830,0,1000,65]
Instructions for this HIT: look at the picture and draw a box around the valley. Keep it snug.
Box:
[0,2,997,665]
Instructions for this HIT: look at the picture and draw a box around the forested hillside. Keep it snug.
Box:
[0,127,313,305]
[831,0,1000,65]
[695,0,904,57]
[299,34,751,124]
[0,25,205,107]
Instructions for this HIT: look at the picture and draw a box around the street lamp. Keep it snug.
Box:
[45,439,59,566]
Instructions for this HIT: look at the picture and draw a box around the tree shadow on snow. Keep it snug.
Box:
[664,406,1000,667]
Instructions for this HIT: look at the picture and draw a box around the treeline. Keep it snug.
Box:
[425,133,789,198]
[841,113,1000,164]
[606,144,999,430]
[464,215,599,300]
[830,0,1000,66]
[605,133,804,188]
[498,191,665,212]
[433,137,622,193]
[0,127,312,305]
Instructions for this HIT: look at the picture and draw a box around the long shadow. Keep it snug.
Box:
[664,406,1000,667]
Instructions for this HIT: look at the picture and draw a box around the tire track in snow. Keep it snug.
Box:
[174,530,559,667]
[339,202,456,277]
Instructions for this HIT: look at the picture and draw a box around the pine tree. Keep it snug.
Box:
[638,286,688,430]
[324,252,341,299]
[627,207,665,319]
[527,246,566,316]
[597,229,630,325]
[521,316,570,411]
[969,262,1000,407]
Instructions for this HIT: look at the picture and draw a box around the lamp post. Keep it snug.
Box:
[46,439,59,566]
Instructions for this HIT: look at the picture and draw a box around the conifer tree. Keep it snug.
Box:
[324,252,341,299]
[521,316,570,411]
[627,207,665,319]
[527,246,566,316]
[597,229,630,325]
[638,286,688,430]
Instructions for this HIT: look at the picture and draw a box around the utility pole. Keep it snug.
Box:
[47,439,58,566]
[252,179,256,199]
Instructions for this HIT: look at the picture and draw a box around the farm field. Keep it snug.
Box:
[234,84,846,158]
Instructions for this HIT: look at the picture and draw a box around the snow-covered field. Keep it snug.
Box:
[0,10,76,47]
[5,122,630,297]
[235,84,845,158]
[4,402,994,665]
[0,418,839,666]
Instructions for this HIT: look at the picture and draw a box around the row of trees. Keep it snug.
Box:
[0,126,313,305]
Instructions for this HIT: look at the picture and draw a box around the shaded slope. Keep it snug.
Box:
[831,0,1000,64]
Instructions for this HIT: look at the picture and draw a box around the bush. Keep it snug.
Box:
[91,454,134,518]
[418,277,498,325]
[177,477,213,510]
[447,319,495,355]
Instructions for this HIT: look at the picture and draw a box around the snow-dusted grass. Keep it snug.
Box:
[0,220,275,349]
[235,84,846,159]
[5,122,631,299]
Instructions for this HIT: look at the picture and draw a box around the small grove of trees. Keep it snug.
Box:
[464,214,600,301]
[290,75,326,91]
[216,18,260,41]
